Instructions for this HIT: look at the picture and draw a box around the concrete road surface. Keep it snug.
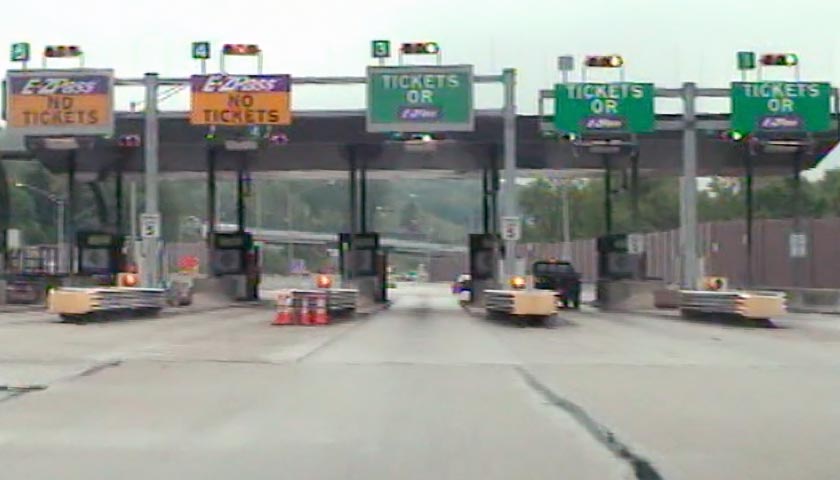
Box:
[1,283,839,479]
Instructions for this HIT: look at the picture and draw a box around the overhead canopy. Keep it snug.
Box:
[3,113,838,178]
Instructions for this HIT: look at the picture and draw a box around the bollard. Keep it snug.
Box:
[273,290,294,325]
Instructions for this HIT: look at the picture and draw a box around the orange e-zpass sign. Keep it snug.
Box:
[190,74,291,126]
[5,69,114,136]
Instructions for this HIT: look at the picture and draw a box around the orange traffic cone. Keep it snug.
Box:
[298,294,312,325]
[313,293,329,325]
[273,292,294,325]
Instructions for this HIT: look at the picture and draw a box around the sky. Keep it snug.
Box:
[2,0,840,172]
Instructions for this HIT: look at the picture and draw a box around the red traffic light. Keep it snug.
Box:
[223,44,261,56]
[401,42,440,55]
[118,134,141,148]
[759,53,798,66]
[584,55,624,68]
[44,45,82,58]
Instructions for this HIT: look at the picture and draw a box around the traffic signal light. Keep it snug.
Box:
[760,53,798,66]
[117,272,139,288]
[118,134,141,148]
[720,130,745,142]
[316,274,332,289]
[401,42,440,55]
[223,44,260,56]
[388,132,443,142]
[44,45,82,58]
[269,132,289,145]
[584,55,623,68]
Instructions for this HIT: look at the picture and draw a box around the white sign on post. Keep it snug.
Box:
[789,233,807,258]
[627,233,645,255]
[6,229,21,250]
[501,216,521,241]
[140,213,161,239]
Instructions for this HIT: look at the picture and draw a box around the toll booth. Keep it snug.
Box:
[596,234,646,280]
[209,231,260,300]
[76,231,125,282]
[338,233,382,304]
[595,233,661,309]
[469,233,500,305]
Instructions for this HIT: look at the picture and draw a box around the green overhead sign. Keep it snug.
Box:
[731,81,831,134]
[366,65,474,132]
[554,82,655,135]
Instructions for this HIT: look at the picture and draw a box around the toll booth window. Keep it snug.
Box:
[216,236,245,248]
[85,234,114,247]
[534,263,574,275]
[81,249,110,272]
[352,237,377,249]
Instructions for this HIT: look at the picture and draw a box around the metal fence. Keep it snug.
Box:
[160,219,840,289]
[519,217,840,289]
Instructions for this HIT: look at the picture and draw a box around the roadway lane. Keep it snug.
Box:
[0,283,839,479]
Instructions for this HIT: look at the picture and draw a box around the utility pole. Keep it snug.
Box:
[501,68,518,280]
[142,73,161,287]
[679,82,699,289]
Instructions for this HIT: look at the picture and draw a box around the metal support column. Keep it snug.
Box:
[745,153,755,287]
[679,82,699,289]
[349,159,358,234]
[561,180,571,260]
[359,164,368,234]
[630,152,640,229]
[236,167,246,233]
[206,148,217,245]
[348,154,359,280]
[67,151,77,274]
[603,155,613,235]
[792,151,804,286]
[115,169,124,235]
[490,167,499,234]
[142,72,161,287]
[482,168,490,234]
[501,68,518,279]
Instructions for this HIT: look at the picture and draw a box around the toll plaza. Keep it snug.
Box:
[0,44,839,310]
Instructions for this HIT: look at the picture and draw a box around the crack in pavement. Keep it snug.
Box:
[0,384,48,404]
[0,360,123,405]
[515,366,665,480]
[75,360,122,377]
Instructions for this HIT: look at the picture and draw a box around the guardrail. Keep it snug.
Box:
[679,290,786,321]
[484,289,557,317]
[48,287,166,322]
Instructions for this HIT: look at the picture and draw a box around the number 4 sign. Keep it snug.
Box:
[191,41,211,60]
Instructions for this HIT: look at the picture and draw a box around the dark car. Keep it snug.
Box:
[532,260,582,309]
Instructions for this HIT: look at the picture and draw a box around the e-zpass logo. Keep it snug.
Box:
[200,75,278,93]
[19,78,98,95]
